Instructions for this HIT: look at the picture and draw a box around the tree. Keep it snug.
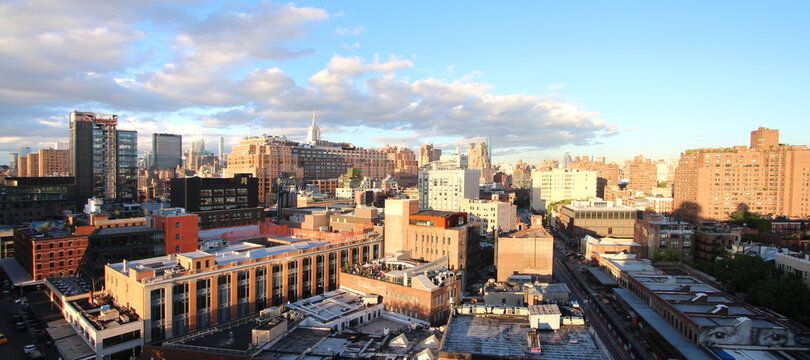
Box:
[653,247,684,262]
[712,254,774,293]
[730,209,771,233]
[748,277,810,319]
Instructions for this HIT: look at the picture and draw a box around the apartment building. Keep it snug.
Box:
[674,127,810,221]
[530,169,597,211]
[646,196,674,214]
[417,168,480,211]
[624,155,658,194]
[104,231,382,341]
[568,155,620,186]
[38,149,70,176]
[634,214,694,260]
[380,146,418,187]
[225,134,394,205]
[460,198,518,236]
[775,253,810,288]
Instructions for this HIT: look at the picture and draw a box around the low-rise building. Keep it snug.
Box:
[581,235,644,261]
[149,207,199,254]
[694,223,742,262]
[645,196,674,214]
[45,278,144,359]
[496,216,553,282]
[170,174,262,229]
[340,255,462,325]
[104,231,382,341]
[13,222,90,281]
[634,214,694,260]
[559,199,639,243]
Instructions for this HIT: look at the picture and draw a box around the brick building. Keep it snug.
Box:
[150,208,199,254]
[624,155,658,194]
[340,255,462,325]
[674,127,810,221]
[224,134,394,205]
[13,223,90,280]
[496,216,553,282]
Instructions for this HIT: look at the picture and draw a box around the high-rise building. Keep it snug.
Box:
[467,142,493,184]
[306,113,321,143]
[17,155,27,177]
[218,136,225,163]
[530,169,597,211]
[380,146,418,187]
[417,168,480,211]
[568,156,620,187]
[674,127,810,221]
[9,152,17,170]
[18,146,31,158]
[625,155,658,194]
[25,153,39,177]
[69,111,137,204]
[38,148,70,176]
[418,144,441,167]
[225,132,393,205]
[152,133,182,170]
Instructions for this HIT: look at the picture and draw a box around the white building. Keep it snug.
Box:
[530,169,597,211]
[460,198,518,236]
[418,169,480,211]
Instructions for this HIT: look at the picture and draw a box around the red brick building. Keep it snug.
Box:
[14,224,89,280]
[150,208,199,254]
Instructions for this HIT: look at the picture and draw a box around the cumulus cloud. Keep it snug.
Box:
[0,1,615,159]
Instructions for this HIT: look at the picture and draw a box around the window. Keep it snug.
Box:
[175,234,180,240]
[175,246,180,252]
[175,222,180,228]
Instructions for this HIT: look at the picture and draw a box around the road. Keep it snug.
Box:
[552,240,631,360]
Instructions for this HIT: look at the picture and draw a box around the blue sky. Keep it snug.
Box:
[1,1,808,165]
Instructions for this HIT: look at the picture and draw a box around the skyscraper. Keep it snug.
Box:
[218,136,225,163]
[467,141,493,183]
[69,111,137,205]
[9,153,17,170]
[152,133,182,170]
[306,113,321,143]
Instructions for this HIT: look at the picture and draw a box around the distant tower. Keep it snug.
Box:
[307,112,321,143]
[218,136,225,162]
[456,142,461,155]
[487,135,492,161]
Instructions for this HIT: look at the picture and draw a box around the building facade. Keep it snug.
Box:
[170,175,261,229]
[558,200,639,241]
[104,232,382,341]
[530,169,597,211]
[69,111,138,204]
[624,155,658,194]
[634,214,694,260]
[13,224,89,281]
[225,135,393,205]
[152,133,182,170]
[496,216,553,282]
[459,198,518,236]
[38,149,70,176]
[0,177,76,226]
[674,127,810,221]
[418,144,442,167]
[417,168,480,211]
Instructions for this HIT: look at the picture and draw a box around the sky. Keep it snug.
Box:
[1,1,809,165]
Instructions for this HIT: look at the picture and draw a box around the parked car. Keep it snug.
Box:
[23,344,37,353]
[0,332,7,345]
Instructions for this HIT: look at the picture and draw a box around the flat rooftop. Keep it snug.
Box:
[441,314,608,360]
[504,225,551,238]
[286,289,366,324]
[412,210,461,218]
[47,277,91,297]
[69,297,140,331]
[93,225,157,236]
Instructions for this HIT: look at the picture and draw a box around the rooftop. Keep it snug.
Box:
[93,225,157,236]
[69,296,140,331]
[286,289,369,324]
[503,225,552,238]
[47,277,92,297]
[441,314,608,360]
[342,256,461,290]
[412,210,463,218]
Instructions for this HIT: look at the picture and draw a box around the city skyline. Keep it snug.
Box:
[1,1,809,164]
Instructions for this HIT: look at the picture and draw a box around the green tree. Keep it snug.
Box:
[713,254,774,292]
[748,277,810,318]
[730,210,772,233]
[653,247,684,262]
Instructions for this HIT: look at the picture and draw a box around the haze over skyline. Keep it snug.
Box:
[1,1,808,164]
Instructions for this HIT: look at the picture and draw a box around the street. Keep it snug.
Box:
[552,238,634,360]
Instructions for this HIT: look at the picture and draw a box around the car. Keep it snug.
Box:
[23,344,37,353]
[0,333,7,345]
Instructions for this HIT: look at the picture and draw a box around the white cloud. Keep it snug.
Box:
[336,26,364,35]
